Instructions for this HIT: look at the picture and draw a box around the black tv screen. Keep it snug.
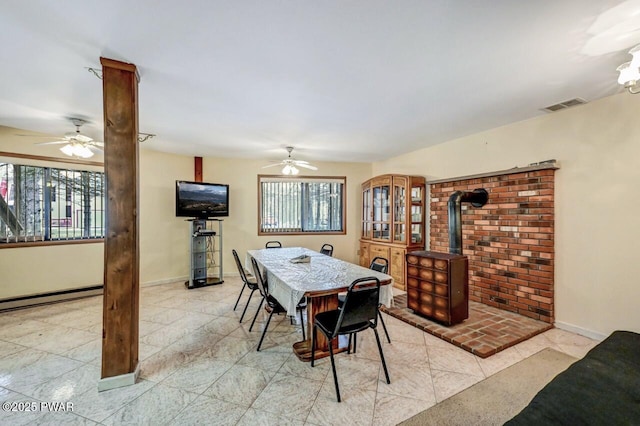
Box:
[175,180,229,218]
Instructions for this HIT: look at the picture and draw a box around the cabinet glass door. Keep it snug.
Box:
[373,185,390,240]
[394,183,406,242]
[411,186,422,203]
[411,224,423,243]
[362,187,371,238]
[410,184,424,244]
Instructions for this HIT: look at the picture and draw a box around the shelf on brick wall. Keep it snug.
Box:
[427,163,559,185]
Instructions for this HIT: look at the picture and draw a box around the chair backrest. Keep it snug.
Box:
[333,277,381,336]
[250,256,269,298]
[232,249,250,284]
[320,243,334,256]
[369,256,389,274]
[265,241,282,249]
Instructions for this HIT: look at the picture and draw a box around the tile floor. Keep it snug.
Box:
[0,277,598,425]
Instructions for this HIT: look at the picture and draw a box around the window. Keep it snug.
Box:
[259,176,346,234]
[0,162,105,244]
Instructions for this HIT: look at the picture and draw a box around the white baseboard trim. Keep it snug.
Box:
[141,277,188,287]
[554,321,607,342]
[98,362,140,392]
[0,286,103,311]
[141,274,240,288]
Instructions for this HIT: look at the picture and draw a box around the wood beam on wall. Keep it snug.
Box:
[100,57,140,385]
[195,156,203,182]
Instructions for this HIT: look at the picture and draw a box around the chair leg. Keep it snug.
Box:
[233,282,247,310]
[378,309,391,343]
[353,332,357,353]
[327,336,341,402]
[347,334,352,354]
[311,326,317,367]
[239,288,257,323]
[373,328,391,385]
[299,309,306,341]
[257,309,275,351]
[249,296,265,332]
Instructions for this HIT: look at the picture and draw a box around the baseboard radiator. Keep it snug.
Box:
[0,285,103,312]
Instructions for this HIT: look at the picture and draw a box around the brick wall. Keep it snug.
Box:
[429,169,555,323]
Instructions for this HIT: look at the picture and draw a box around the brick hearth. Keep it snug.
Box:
[382,294,553,358]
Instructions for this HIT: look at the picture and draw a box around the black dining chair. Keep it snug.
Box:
[339,256,391,349]
[249,257,306,350]
[320,243,334,256]
[231,249,260,323]
[311,276,391,402]
[265,241,282,249]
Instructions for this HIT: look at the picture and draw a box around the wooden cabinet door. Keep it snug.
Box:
[359,242,370,268]
[390,247,406,289]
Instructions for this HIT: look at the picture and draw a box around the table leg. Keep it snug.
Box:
[292,293,349,362]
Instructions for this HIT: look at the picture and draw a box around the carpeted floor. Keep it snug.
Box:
[398,348,577,426]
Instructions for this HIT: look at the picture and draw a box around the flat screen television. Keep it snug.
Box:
[175,180,229,218]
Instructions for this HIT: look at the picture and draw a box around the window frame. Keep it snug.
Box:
[0,152,105,248]
[257,174,347,236]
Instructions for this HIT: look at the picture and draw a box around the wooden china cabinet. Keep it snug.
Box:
[359,174,426,290]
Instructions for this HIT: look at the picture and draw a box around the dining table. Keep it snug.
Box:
[246,247,394,361]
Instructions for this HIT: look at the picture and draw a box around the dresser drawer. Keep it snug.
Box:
[407,277,419,289]
[434,296,448,308]
[419,280,434,293]
[418,291,433,305]
[407,266,419,277]
[433,309,449,323]
[434,259,448,270]
[406,254,419,265]
[419,269,433,281]
[434,284,448,297]
[415,303,433,318]
[434,271,448,283]
[370,245,390,258]
[419,257,434,268]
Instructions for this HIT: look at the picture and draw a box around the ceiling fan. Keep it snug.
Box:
[34,118,104,159]
[261,146,318,175]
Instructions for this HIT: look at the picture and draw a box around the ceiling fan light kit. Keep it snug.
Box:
[261,146,318,175]
[32,117,104,158]
[617,44,640,94]
[60,142,94,158]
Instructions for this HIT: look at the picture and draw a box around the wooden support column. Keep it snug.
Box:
[194,156,203,182]
[99,57,140,391]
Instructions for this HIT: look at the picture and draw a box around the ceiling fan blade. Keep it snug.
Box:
[297,163,318,170]
[89,145,104,153]
[261,163,283,169]
[292,160,310,165]
[34,140,67,146]
[90,141,105,147]
[74,134,93,143]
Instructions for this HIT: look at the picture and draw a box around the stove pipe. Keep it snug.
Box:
[448,188,489,255]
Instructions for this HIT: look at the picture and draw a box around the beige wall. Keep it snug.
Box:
[202,157,371,271]
[0,136,371,299]
[373,92,640,339]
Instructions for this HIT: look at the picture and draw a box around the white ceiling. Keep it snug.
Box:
[1,0,639,163]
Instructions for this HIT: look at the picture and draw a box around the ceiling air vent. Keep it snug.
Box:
[542,98,587,113]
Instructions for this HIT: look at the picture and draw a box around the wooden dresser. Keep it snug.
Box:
[406,251,468,325]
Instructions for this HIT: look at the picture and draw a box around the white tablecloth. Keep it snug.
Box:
[246,247,394,316]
